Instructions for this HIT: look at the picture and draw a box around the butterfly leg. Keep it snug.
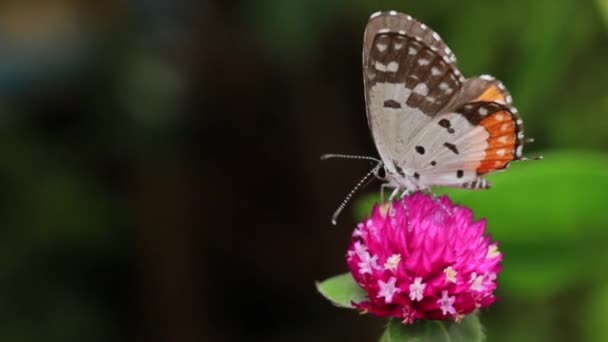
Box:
[388,187,401,201]
[427,191,453,217]
[383,187,402,225]
[399,189,412,230]
[380,183,395,203]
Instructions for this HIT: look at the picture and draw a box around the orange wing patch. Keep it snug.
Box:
[476,111,517,174]
[476,84,508,104]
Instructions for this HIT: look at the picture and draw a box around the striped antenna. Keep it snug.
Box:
[321,154,381,163]
[331,164,381,225]
[520,155,543,161]
[520,137,542,160]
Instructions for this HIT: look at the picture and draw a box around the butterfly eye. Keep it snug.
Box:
[375,166,387,180]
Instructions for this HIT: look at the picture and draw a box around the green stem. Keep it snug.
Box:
[435,321,452,342]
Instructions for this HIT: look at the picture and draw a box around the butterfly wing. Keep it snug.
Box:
[363,12,464,174]
[403,101,524,189]
[450,74,513,109]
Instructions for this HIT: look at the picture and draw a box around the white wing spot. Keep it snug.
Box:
[409,47,418,55]
[506,95,513,103]
[398,30,406,35]
[386,61,399,72]
[516,119,523,125]
[413,83,429,96]
[374,61,387,72]
[420,23,428,30]
[498,136,508,143]
[432,32,441,41]
[439,82,449,90]
[480,74,494,81]
[389,10,398,15]
[406,15,412,20]
[394,43,403,50]
[479,107,488,116]
[378,28,391,34]
[431,67,441,76]
[495,114,504,121]
[516,145,523,157]
[376,43,388,52]
[496,149,506,156]
[518,131,524,139]
[426,96,436,103]
[370,11,382,19]
[418,58,430,66]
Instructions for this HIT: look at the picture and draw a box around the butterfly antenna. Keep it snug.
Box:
[520,155,543,161]
[321,154,381,163]
[518,138,543,161]
[331,165,380,225]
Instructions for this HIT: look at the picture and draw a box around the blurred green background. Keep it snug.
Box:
[0,0,607,341]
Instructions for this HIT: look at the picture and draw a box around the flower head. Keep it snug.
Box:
[346,192,502,324]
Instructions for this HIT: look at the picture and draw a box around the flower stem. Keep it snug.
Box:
[435,321,452,342]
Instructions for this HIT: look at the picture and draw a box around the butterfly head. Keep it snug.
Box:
[373,164,388,180]
[378,161,426,192]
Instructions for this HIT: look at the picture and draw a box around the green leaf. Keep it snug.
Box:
[595,0,608,30]
[316,273,367,308]
[379,313,485,342]
[582,282,608,342]
[355,151,608,299]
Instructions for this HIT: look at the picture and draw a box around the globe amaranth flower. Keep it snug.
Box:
[346,192,502,324]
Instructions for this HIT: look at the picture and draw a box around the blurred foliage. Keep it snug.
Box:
[0,0,607,341]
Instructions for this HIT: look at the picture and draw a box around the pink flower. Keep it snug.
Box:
[346,192,502,324]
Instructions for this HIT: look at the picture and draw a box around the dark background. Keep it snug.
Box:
[1,0,607,341]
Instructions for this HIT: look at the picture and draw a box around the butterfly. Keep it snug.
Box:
[323,11,536,224]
